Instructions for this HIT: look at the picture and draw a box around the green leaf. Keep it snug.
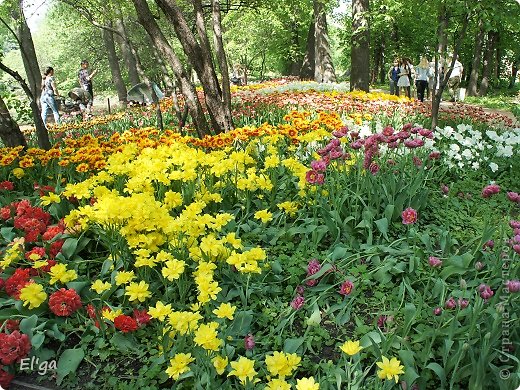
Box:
[228,311,254,336]
[426,362,446,388]
[31,332,45,350]
[284,337,305,353]
[0,227,15,241]
[306,305,321,327]
[304,263,333,281]
[60,238,79,258]
[56,348,85,385]
[20,315,38,338]
[375,217,389,238]
[110,332,136,352]
[330,245,348,261]
[66,281,90,294]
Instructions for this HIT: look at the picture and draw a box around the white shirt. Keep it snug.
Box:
[450,60,463,78]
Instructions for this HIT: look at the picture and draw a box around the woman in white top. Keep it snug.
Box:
[415,57,432,102]
[397,58,412,98]
[40,67,60,126]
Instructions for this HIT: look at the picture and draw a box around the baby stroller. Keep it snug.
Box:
[57,88,92,120]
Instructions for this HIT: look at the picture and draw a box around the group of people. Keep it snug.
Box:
[387,56,463,102]
[40,59,97,127]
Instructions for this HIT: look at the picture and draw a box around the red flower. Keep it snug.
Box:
[48,288,82,317]
[0,181,14,191]
[114,315,138,333]
[133,309,151,327]
[5,269,31,299]
[0,320,20,332]
[401,207,418,225]
[48,240,64,259]
[0,366,14,389]
[339,280,354,296]
[42,225,65,241]
[86,304,97,319]
[0,331,31,365]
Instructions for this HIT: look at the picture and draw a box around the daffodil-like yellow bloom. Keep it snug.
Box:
[254,209,273,223]
[228,356,257,385]
[265,351,301,378]
[212,355,228,375]
[376,356,405,383]
[40,192,61,206]
[193,321,222,351]
[265,378,292,390]
[213,303,236,320]
[0,242,22,268]
[91,280,111,294]
[19,283,47,309]
[33,260,49,269]
[49,263,77,284]
[165,353,194,380]
[161,259,186,281]
[12,167,24,178]
[148,301,172,321]
[114,270,135,286]
[168,311,202,334]
[340,340,363,356]
[102,307,123,322]
[277,201,299,216]
[125,281,151,302]
[296,377,320,390]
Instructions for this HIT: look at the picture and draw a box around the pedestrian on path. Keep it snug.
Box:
[40,67,60,127]
[387,60,401,96]
[415,57,432,102]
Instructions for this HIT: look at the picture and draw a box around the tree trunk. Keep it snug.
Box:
[300,20,315,79]
[212,0,233,130]
[115,19,140,86]
[314,0,336,83]
[152,46,174,94]
[0,61,50,149]
[0,95,27,148]
[12,1,42,101]
[350,0,370,91]
[131,0,210,137]
[155,0,233,134]
[494,30,500,83]
[479,31,496,96]
[102,22,127,104]
[431,8,469,131]
[510,59,519,88]
[467,19,484,97]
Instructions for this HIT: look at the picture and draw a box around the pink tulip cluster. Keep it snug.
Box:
[481,184,500,198]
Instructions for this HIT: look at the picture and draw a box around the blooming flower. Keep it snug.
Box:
[228,356,257,385]
[428,256,442,268]
[445,297,457,309]
[506,280,520,293]
[19,283,47,309]
[0,331,31,365]
[296,377,320,390]
[212,355,228,375]
[339,340,363,356]
[148,301,172,321]
[291,295,305,310]
[433,307,442,316]
[265,351,301,378]
[254,209,273,223]
[115,270,135,285]
[40,192,61,206]
[339,280,354,296]
[48,263,77,285]
[376,356,405,383]
[165,353,195,380]
[213,303,236,320]
[91,279,111,294]
[478,284,494,300]
[401,207,418,225]
[265,378,291,390]
[193,322,222,351]
[125,281,151,302]
[481,184,500,198]
[48,288,82,316]
[114,315,139,333]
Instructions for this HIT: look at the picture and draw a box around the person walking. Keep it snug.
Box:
[387,60,401,96]
[40,67,60,127]
[397,58,412,98]
[78,60,97,114]
[415,57,432,102]
[446,56,463,102]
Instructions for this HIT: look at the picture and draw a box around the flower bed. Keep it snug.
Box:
[0,86,519,389]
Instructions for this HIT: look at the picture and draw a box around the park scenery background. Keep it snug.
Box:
[1,1,520,390]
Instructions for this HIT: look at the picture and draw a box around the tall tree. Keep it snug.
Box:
[154,0,234,133]
[114,18,141,86]
[102,21,127,104]
[350,0,370,91]
[479,30,497,96]
[300,20,315,79]
[314,0,336,83]
[466,18,484,97]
